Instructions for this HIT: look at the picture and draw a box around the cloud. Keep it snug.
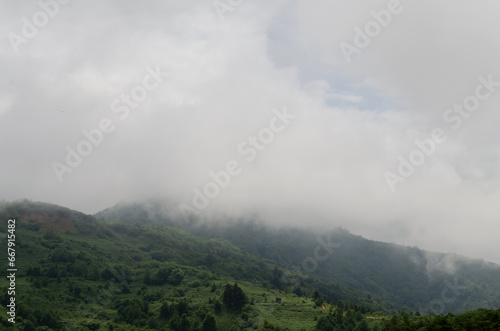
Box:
[1,0,500,263]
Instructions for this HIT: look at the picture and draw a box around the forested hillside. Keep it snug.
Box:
[0,200,499,330]
[97,200,500,314]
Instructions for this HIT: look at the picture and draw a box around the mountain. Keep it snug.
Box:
[1,199,500,330]
[0,200,366,330]
[96,199,500,314]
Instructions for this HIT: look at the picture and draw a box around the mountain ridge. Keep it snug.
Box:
[93,199,500,315]
[2,198,500,317]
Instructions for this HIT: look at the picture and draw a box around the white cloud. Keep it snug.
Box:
[1,0,500,263]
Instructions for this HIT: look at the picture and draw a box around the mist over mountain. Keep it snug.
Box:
[2,199,500,329]
[2,0,500,329]
[95,199,500,314]
[3,1,500,267]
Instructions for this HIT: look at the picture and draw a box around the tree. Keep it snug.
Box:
[169,313,181,330]
[160,301,171,319]
[293,286,303,297]
[115,298,147,324]
[143,269,152,285]
[202,312,217,331]
[73,287,81,297]
[51,248,75,263]
[333,307,344,325]
[101,268,114,280]
[156,267,170,285]
[39,311,61,329]
[315,316,334,331]
[176,299,189,316]
[169,268,185,285]
[46,264,59,278]
[312,289,321,300]
[22,320,36,331]
[147,317,159,329]
[353,319,370,331]
[214,300,222,314]
[205,254,217,267]
[222,283,246,309]
[271,267,283,289]
[179,313,190,331]
[313,289,323,308]
[223,283,232,306]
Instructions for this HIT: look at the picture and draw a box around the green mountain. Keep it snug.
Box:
[0,199,499,330]
[96,200,500,315]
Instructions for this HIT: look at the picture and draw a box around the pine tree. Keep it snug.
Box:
[222,283,246,309]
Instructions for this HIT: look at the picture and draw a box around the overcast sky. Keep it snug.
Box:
[2,1,500,263]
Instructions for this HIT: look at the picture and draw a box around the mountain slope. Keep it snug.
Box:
[2,199,500,330]
[0,200,380,330]
[96,200,500,314]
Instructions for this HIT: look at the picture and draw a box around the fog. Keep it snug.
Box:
[1,1,500,263]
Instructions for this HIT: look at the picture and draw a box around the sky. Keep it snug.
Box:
[1,0,500,263]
